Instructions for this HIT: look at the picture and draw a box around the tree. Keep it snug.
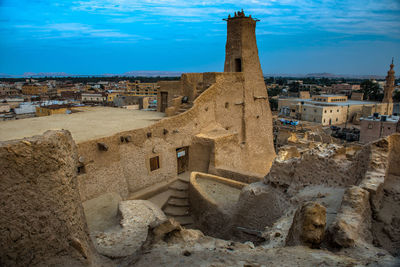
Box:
[360,80,381,101]
[288,82,300,93]
[394,91,400,102]
[269,98,278,111]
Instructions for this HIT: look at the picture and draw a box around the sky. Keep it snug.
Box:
[0,0,399,76]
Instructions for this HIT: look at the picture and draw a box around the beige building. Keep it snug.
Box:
[127,81,159,96]
[21,83,48,95]
[360,115,400,143]
[279,94,393,126]
[81,93,106,104]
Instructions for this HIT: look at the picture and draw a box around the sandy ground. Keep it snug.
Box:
[0,107,165,143]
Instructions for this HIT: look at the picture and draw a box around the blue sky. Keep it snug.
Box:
[0,0,399,76]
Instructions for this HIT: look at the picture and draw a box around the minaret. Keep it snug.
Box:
[383,58,395,103]
[223,10,262,78]
[222,11,275,173]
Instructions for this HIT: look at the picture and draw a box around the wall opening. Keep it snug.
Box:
[176,146,189,174]
[77,165,86,174]
[160,92,168,112]
[235,58,242,72]
[150,156,160,171]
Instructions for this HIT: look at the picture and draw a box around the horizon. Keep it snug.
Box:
[0,1,399,76]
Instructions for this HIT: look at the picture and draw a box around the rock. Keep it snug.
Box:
[286,202,326,248]
[244,241,255,249]
[179,229,204,242]
[329,186,371,248]
[92,200,167,258]
[153,218,182,241]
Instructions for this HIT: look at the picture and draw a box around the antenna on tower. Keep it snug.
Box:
[392,57,394,65]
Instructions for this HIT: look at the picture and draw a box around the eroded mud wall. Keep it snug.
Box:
[77,72,276,202]
[0,130,98,266]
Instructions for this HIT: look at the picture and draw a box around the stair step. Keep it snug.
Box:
[147,190,172,209]
[173,215,194,226]
[170,190,188,199]
[168,198,189,207]
[178,173,191,183]
[164,205,190,216]
[169,180,189,191]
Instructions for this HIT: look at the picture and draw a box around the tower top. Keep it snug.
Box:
[223,10,259,22]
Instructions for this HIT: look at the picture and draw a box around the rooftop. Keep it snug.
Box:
[281,97,380,107]
[317,94,346,97]
[0,107,165,143]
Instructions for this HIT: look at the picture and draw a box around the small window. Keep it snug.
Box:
[368,123,373,129]
[77,165,86,174]
[337,109,339,112]
[150,156,160,171]
[235,58,242,72]
[336,118,338,121]
[324,110,327,113]
[330,110,332,113]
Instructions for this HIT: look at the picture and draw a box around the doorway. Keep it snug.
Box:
[160,92,168,112]
[176,146,189,174]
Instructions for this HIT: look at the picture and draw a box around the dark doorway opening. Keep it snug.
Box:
[235,58,242,72]
[176,146,189,174]
[160,92,168,112]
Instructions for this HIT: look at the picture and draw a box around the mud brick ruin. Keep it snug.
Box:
[1,11,400,267]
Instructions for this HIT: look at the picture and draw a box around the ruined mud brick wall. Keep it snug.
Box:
[371,134,400,255]
[78,14,275,202]
[157,80,181,112]
[388,133,400,176]
[0,130,97,266]
[77,70,275,202]
[266,147,369,193]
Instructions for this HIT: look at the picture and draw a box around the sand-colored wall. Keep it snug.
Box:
[388,133,400,176]
[189,171,247,238]
[157,80,182,112]
[0,131,100,266]
[77,71,275,202]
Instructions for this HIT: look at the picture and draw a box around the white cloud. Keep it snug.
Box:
[13,22,150,40]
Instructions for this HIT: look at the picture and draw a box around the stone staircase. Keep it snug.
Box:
[147,173,195,228]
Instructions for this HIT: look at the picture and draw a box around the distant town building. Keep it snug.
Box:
[327,83,361,96]
[22,83,48,95]
[127,80,159,96]
[359,114,400,143]
[81,93,106,104]
[350,92,364,101]
[279,94,392,126]
[279,62,395,126]
[14,102,37,115]
[0,103,10,113]
[36,105,70,117]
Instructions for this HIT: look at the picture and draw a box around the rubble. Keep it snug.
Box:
[286,202,326,248]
